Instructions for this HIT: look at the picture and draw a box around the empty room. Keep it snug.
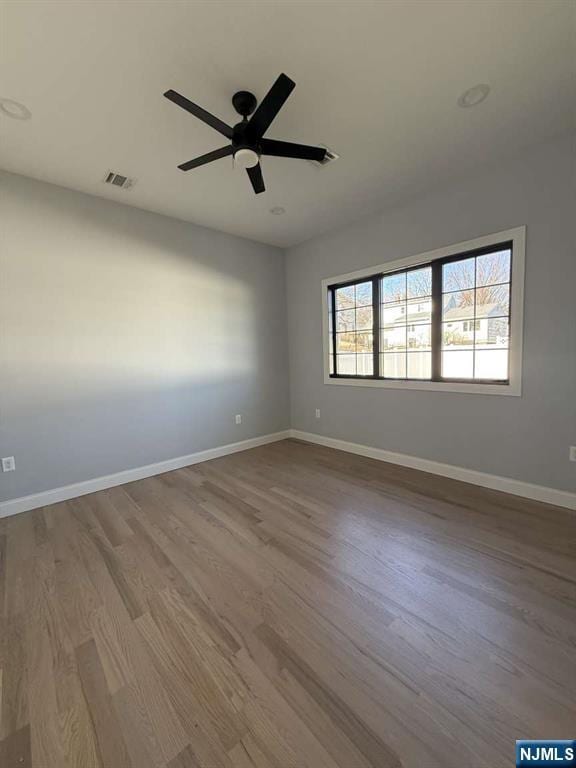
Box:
[1,1,575,767]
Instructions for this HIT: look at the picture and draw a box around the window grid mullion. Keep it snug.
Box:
[331,288,337,374]
[373,276,380,378]
[431,259,442,381]
[472,256,477,379]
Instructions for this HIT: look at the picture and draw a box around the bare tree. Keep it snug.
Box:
[444,253,509,309]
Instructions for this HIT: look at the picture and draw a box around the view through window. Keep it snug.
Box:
[331,280,374,377]
[381,266,432,379]
[327,242,512,383]
[441,249,511,380]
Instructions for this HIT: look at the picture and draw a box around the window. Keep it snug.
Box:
[331,280,374,377]
[323,227,525,395]
[381,265,432,380]
[441,248,511,380]
[462,320,481,333]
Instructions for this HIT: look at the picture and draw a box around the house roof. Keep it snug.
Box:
[443,304,507,322]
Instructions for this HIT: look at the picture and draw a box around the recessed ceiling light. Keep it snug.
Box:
[269,206,285,215]
[0,98,32,120]
[457,84,490,108]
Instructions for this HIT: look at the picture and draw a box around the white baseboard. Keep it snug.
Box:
[2,428,574,518]
[0,431,291,519]
[289,430,576,511]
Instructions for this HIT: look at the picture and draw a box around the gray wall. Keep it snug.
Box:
[1,171,290,501]
[286,136,576,493]
[2,137,574,503]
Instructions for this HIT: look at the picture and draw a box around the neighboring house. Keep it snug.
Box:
[382,299,508,350]
[442,300,508,348]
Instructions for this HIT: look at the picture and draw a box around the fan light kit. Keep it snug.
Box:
[234,148,260,169]
[457,84,490,108]
[164,74,327,194]
[0,98,31,120]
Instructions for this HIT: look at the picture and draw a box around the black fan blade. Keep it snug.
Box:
[178,145,233,171]
[246,74,295,141]
[246,163,265,194]
[164,89,233,139]
[260,139,326,162]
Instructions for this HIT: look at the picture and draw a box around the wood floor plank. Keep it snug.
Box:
[75,639,132,768]
[26,543,67,768]
[1,439,575,767]
[1,614,28,740]
[255,622,402,768]
[167,744,201,768]
[0,533,7,617]
[58,703,101,768]
[0,723,32,768]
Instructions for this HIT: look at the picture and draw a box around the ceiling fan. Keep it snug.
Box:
[164,73,326,194]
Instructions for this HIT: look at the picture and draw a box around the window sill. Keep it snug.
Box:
[324,375,521,396]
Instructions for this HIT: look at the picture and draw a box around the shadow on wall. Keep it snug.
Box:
[1,172,289,501]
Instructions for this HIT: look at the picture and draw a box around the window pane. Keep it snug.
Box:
[355,332,373,354]
[355,282,372,307]
[382,272,406,303]
[474,350,509,380]
[407,267,432,298]
[381,353,406,378]
[443,257,475,292]
[442,290,475,321]
[356,354,374,376]
[475,284,509,318]
[475,317,509,348]
[336,332,356,353]
[476,249,511,287]
[335,285,355,310]
[382,301,406,326]
[336,309,355,332]
[382,326,406,351]
[407,352,432,379]
[337,354,356,375]
[355,306,373,331]
[442,321,474,349]
[407,323,431,350]
[407,297,432,324]
[442,351,474,378]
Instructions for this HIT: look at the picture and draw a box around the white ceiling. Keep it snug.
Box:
[1,0,574,247]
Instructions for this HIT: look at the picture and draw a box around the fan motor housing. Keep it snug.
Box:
[232,120,260,154]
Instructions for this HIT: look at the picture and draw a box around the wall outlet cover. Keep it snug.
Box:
[570,446,576,462]
[235,414,242,425]
[2,456,16,472]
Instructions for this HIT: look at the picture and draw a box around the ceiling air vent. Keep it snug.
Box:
[308,145,340,169]
[103,170,135,190]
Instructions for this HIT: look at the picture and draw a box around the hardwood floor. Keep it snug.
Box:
[1,438,574,768]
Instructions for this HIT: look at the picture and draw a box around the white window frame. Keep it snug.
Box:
[321,226,525,396]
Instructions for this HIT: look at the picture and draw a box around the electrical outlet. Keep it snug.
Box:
[235,414,242,425]
[315,408,321,419]
[570,446,576,462]
[2,456,16,472]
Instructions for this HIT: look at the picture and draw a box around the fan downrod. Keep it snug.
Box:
[232,91,257,118]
